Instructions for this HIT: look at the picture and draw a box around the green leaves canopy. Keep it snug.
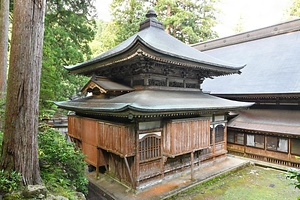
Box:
[107,0,218,47]
[41,0,96,117]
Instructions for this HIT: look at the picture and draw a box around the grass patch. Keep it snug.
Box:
[167,165,300,200]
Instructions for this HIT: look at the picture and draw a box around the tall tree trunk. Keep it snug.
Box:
[0,0,9,97]
[165,4,171,34]
[1,0,46,185]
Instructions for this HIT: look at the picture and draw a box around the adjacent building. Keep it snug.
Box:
[192,19,300,168]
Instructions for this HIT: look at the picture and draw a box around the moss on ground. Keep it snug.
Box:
[168,165,300,200]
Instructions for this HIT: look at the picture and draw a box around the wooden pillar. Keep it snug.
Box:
[288,138,291,160]
[134,122,140,189]
[191,151,194,181]
[224,115,228,151]
[211,114,216,162]
[212,125,216,156]
[96,148,100,178]
[124,156,135,188]
[160,128,165,179]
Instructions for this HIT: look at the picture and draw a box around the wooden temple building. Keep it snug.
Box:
[56,10,252,189]
[192,19,300,168]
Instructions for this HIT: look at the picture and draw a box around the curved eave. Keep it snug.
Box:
[55,101,252,113]
[55,90,253,117]
[55,102,252,119]
[65,28,245,75]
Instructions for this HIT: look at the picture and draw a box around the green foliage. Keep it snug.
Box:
[110,0,146,46]
[89,20,118,57]
[288,0,300,17]
[287,168,300,189]
[155,0,219,44]
[0,169,21,195]
[38,124,88,195]
[106,0,219,49]
[0,132,21,195]
[40,0,96,117]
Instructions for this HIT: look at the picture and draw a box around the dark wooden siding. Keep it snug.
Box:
[164,118,210,157]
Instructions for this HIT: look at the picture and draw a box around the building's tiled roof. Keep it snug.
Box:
[65,11,245,75]
[194,19,300,95]
[228,109,300,135]
[55,90,253,116]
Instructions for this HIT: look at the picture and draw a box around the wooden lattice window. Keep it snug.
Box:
[139,133,161,161]
[215,124,225,143]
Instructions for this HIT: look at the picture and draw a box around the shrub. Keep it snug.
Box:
[0,132,21,195]
[0,169,21,194]
[38,124,88,195]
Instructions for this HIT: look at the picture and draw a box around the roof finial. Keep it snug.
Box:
[146,9,157,19]
[139,9,164,31]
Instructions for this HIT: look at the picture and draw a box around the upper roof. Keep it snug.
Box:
[192,19,300,95]
[65,9,245,76]
[56,90,253,117]
[228,109,300,135]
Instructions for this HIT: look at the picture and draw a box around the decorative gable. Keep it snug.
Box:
[81,76,134,96]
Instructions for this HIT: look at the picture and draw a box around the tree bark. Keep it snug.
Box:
[165,4,171,34]
[0,0,9,97]
[1,0,46,185]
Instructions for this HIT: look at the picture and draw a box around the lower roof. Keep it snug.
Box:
[55,90,252,117]
[228,109,300,135]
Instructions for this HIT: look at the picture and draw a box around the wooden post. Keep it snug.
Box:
[135,122,140,189]
[160,129,164,179]
[191,151,194,181]
[96,148,100,178]
[124,156,135,188]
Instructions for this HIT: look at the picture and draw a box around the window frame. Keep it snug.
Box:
[291,138,300,156]
[266,136,288,153]
[227,132,244,145]
[138,132,162,162]
[215,124,225,144]
[246,134,265,149]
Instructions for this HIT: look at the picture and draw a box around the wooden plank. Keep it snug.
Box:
[165,118,211,156]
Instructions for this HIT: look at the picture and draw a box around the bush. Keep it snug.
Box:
[0,169,21,194]
[0,131,21,195]
[287,168,300,189]
[38,124,88,195]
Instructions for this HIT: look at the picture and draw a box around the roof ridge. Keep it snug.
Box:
[192,18,300,51]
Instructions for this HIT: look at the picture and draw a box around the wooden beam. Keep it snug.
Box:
[124,156,135,188]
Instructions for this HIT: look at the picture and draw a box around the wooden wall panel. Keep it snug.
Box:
[97,121,135,157]
[68,115,82,139]
[139,159,161,180]
[81,117,98,146]
[82,142,98,167]
[68,115,135,162]
[164,118,210,156]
